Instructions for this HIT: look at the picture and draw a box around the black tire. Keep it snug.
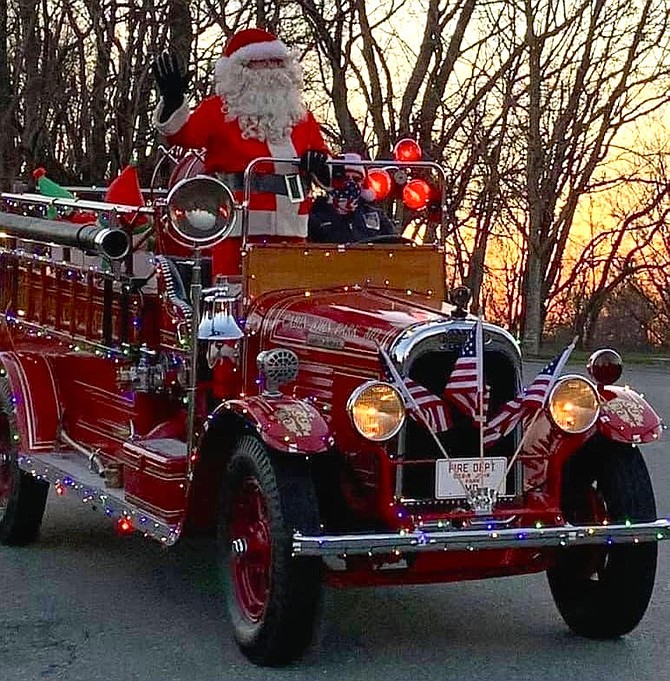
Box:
[547,441,658,638]
[0,442,49,546]
[218,435,322,666]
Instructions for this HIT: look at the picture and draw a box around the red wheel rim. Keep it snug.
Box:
[228,476,272,623]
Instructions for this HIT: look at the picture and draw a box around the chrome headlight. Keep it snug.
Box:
[347,381,405,441]
[548,376,600,433]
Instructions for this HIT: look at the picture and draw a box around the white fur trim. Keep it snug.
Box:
[229,39,289,63]
[215,40,289,79]
[152,99,190,136]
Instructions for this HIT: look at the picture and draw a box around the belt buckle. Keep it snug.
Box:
[284,174,305,203]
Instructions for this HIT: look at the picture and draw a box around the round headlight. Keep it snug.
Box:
[347,381,405,441]
[548,376,600,434]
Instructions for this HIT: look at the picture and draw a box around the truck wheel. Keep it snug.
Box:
[547,442,657,638]
[218,435,322,666]
[0,440,49,546]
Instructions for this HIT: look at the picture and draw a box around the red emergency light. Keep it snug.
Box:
[365,169,393,201]
[402,179,433,210]
[116,517,134,535]
[393,139,422,162]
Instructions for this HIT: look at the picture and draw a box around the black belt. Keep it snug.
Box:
[216,172,307,202]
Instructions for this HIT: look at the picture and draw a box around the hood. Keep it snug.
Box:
[246,288,451,356]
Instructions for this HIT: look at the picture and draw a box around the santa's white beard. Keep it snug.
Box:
[215,59,307,143]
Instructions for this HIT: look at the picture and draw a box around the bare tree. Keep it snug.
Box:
[3,0,670,357]
[514,0,670,354]
[0,0,13,189]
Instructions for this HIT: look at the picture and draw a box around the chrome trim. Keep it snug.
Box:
[241,157,448,248]
[0,192,156,215]
[389,317,523,502]
[292,519,670,556]
[346,380,406,442]
[391,318,521,370]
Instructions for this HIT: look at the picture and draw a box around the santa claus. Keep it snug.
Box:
[152,28,331,273]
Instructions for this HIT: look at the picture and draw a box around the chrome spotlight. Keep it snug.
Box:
[449,286,471,318]
[166,175,236,248]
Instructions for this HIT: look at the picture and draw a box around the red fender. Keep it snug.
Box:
[212,394,333,454]
[515,387,662,504]
[0,352,62,452]
[597,385,663,444]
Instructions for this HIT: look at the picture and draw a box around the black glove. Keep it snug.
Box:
[299,150,331,188]
[151,51,191,121]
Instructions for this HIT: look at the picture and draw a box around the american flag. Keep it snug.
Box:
[443,318,490,423]
[483,338,577,447]
[404,378,452,432]
[377,345,452,434]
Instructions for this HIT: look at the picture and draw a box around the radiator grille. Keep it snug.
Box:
[395,329,521,502]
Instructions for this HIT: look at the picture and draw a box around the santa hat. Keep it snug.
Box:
[217,28,289,71]
[105,164,143,205]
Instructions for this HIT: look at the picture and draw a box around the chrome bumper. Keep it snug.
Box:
[292,519,670,557]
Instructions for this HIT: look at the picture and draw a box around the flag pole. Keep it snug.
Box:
[377,344,452,461]
[477,316,484,460]
[377,344,473,500]
[496,335,579,493]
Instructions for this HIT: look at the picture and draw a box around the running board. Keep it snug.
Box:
[18,453,181,546]
[292,519,670,557]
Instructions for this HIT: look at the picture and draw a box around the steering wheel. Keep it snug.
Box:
[357,234,415,245]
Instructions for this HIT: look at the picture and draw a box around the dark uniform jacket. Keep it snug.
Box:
[308,197,395,243]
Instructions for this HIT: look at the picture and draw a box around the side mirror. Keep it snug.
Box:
[166,175,236,248]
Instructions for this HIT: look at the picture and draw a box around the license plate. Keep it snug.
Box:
[435,457,507,499]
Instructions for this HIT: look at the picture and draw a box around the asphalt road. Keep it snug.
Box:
[1,362,668,681]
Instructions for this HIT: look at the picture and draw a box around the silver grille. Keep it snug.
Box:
[390,320,523,503]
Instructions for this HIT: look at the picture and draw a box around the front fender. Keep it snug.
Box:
[212,394,333,454]
[0,352,62,452]
[598,385,663,444]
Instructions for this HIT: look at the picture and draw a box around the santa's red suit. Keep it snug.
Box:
[153,28,329,274]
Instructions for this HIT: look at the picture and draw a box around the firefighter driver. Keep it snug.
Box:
[307,153,395,244]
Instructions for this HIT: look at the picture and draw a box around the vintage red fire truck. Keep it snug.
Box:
[0,149,668,666]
